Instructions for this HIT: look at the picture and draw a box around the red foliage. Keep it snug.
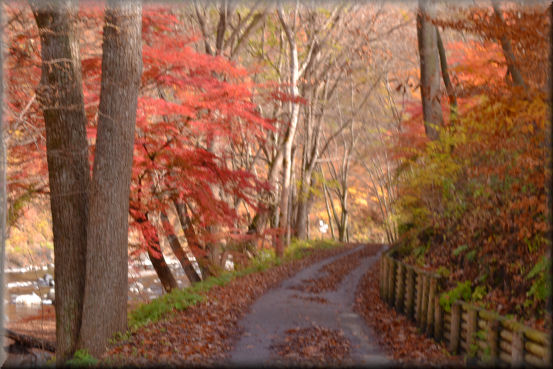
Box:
[4,4,276,259]
[127,8,275,255]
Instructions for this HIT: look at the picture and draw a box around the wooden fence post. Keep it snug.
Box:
[395,262,405,313]
[426,276,437,336]
[511,329,524,367]
[388,258,396,306]
[487,319,499,365]
[405,266,415,320]
[420,274,429,330]
[382,257,389,301]
[379,257,384,297]
[434,295,443,341]
[467,306,478,357]
[415,272,423,323]
[449,302,461,354]
[545,337,552,367]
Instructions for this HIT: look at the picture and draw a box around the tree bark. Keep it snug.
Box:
[247,150,283,238]
[159,210,201,284]
[417,0,443,140]
[79,0,142,356]
[436,29,457,120]
[295,166,317,240]
[30,1,90,362]
[143,219,178,293]
[277,5,302,257]
[173,201,202,253]
[491,0,526,89]
[173,200,209,278]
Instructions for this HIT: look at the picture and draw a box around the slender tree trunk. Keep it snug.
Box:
[436,29,457,120]
[277,6,301,257]
[30,1,90,361]
[417,0,443,140]
[79,1,142,356]
[491,0,526,89]
[339,193,349,243]
[173,201,202,253]
[248,150,283,237]
[295,167,316,240]
[322,179,335,240]
[144,220,178,293]
[147,245,178,293]
[173,200,209,278]
[287,163,296,245]
[159,211,201,284]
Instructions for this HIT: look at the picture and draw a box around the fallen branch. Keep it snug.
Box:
[4,329,55,353]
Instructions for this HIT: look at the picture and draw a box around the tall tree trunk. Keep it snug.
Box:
[159,211,201,284]
[30,1,90,361]
[417,0,443,140]
[79,1,142,356]
[277,6,301,257]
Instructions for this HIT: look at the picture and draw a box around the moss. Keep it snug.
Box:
[65,349,98,367]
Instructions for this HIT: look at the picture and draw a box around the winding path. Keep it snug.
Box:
[226,244,390,367]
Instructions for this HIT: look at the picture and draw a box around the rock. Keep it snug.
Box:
[37,274,54,288]
[46,288,55,306]
[14,293,41,306]
[224,254,234,271]
[43,274,54,287]
[36,279,48,288]
[129,281,144,294]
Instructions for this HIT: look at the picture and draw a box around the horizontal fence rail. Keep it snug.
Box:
[379,249,551,368]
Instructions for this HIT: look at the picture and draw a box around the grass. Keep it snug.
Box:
[65,349,99,367]
[126,239,339,331]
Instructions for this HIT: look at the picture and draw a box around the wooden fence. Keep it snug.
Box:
[379,250,551,367]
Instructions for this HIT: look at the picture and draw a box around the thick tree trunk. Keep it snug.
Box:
[79,1,142,356]
[417,0,443,140]
[30,1,90,362]
[159,211,201,284]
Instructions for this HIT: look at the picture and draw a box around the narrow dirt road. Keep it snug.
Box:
[226,244,390,367]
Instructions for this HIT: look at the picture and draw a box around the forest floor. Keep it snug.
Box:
[3,243,463,367]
